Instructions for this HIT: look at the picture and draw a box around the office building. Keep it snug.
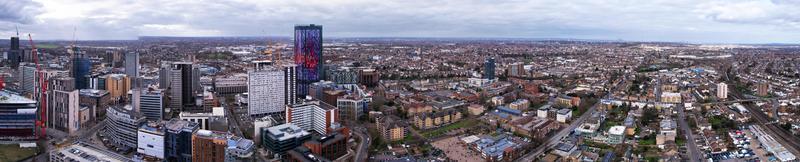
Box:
[326,67,358,84]
[47,77,80,135]
[336,93,370,122]
[301,132,348,160]
[105,74,131,103]
[0,90,37,139]
[78,89,108,122]
[138,122,165,160]
[8,36,20,69]
[484,57,495,80]
[359,68,380,87]
[286,99,338,135]
[254,116,278,146]
[191,130,254,162]
[508,62,525,77]
[161,62,201,111]
[294,24,323,98]
[125,52,139,78]
[717,82,728,99]
[213,76,247,95]
[179,107,225,130]
[165,119,199,162]
[104,105,146,150]
[88,73,107,90]
[137,89,165,121]
[607,126,626,144]
[248,61,285,117]
[50,142,132,162]
[17,64,37,94]
[71,47,91,89]
[284,146,331,162]
[262,123,312,157]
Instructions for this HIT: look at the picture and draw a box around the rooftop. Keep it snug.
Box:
[0,91,36,104]
[266,123,311,141]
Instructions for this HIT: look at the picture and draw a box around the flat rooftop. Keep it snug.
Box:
[266,123,311,141]
[0,91,36,104]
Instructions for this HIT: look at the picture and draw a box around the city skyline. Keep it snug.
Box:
[0,0,798,43]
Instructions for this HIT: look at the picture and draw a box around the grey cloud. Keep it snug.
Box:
[0,0,42,24]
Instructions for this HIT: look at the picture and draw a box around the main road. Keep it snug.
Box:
[352,126,370,162]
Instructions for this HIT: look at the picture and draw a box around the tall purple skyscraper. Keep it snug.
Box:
[294,24,323,98]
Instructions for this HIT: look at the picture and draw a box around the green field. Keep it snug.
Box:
[421,118,478,138]
[35,44,60,49]
[0,144,37,162]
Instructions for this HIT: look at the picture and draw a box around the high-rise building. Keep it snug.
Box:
[0,90,37,139]
[508,62,525,77]
[17,63,37,94]
[161,62,201,111]
[484,57,495,80]
[137,89,165,121]
[71,47,91,89]
[8,36,20,69]
[125,52,139,78]
[294,24,323,98]
[165,119,199,162]
[717,82,728,99]
[47,77,80,135]
[286,99,338,135]
[283,63,298,106]
[191,130,254,162]
[105,74,131,103]
[248,61,285,117]
[104,105,146,150]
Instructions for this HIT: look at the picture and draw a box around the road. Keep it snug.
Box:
[676,103,701,162]
[352,126,370,162]
[516,77,625,162]
[516,100,600,161]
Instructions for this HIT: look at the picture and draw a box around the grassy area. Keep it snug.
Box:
[638,135,656,145]
[36,44,59,49]
[0,144,37,162]
[420,118,478,138]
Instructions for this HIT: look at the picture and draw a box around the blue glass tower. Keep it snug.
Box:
[72,47,90,89]
[484,57,495,80]
[294,24,323,98]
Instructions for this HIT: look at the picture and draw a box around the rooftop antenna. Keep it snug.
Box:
[71,27,77,47]
[15,25,19,37]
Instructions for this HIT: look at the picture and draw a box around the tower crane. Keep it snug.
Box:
[28,34,47,139]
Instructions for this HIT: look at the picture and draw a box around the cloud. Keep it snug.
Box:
[697,0,800,28]
[0,0,42,24]
[0,0,797,43]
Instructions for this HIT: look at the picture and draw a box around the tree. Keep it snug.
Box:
[641,107,658,125]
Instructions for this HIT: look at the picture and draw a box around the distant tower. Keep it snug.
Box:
[125,52,139,78]
[71,47,90,89]
[717,82,728,99]
[484,57,495,80]
[8,36,20,69]
[294,24,323,98]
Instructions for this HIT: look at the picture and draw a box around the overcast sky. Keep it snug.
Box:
[1,0,799,43]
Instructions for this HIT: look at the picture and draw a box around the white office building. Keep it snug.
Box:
[137,123,165,160]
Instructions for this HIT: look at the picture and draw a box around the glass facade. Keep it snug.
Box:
[294,24,323,98]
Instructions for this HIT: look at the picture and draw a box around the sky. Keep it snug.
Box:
[0,0,799,43]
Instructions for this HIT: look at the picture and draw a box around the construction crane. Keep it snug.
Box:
[28,34,47,140]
